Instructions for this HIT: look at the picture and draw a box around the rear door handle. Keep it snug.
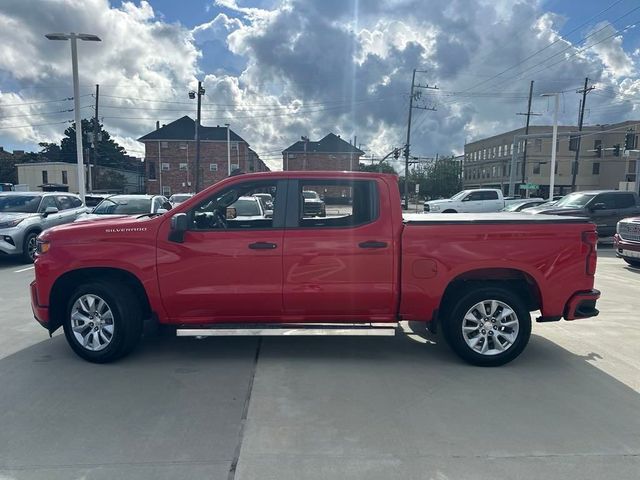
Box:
[359,241,388,249]
[249,242,278,250]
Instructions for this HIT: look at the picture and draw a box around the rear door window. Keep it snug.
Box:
[594,194,617,210]
[482,191,499,200]
[615,193,636,209]
[466,191,484,201]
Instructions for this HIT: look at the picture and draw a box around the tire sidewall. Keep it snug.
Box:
[443,287,532,367]
[623,257,640,268]
[22,231,38,263]
[62,282,140,363]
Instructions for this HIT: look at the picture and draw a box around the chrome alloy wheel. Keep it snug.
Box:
[461,299,519,356]
[27,236,37,260]
[70,294,115,352]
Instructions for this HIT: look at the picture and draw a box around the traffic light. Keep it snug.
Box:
[625,131,636,151]
[613,144,621,156]
[403,145,409,158]
[393,148,400,159]
[595,144,602,157]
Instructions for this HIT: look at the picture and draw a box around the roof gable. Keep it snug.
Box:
[138,116,246,143]
[283,132,364,154]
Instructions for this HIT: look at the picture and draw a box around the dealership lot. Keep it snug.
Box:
[0,248,638,480]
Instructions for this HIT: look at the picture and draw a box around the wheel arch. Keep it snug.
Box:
[48,267,151,333]
[438,268,542,322]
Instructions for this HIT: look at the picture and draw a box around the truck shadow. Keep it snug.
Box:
[1,333,638,475]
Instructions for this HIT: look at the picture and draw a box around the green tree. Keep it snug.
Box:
[0,157,18,184]
[359,162,396,174]
[39,119,131,170]
[422,156,462,199]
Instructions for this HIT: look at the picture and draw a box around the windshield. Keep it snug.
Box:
[93,197,152,215]
[503,202,527,212]
[170,194,191,203]
[302,191,319,200]
[231,198,261,216]
[553,193,596,208]
[449,191,467,201]
[0,195,40,213]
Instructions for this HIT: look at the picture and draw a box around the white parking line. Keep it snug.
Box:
[14,266,34,273]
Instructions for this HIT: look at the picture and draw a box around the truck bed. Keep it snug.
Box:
[403,212,591,224]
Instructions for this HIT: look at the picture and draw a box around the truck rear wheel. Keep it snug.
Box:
[62,282,143,363]
[623,258,640,268]
[442,287,531,366]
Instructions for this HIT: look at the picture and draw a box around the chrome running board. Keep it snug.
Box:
[176,323,399,337]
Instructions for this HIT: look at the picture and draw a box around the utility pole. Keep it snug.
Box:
[541,93,560,201]
[92,84,99,192]
[516,81,541,196]
[571,77,595,192]
[404,69,437,210]
[190,81,205,192]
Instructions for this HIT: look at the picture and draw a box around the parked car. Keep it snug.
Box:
[302,190,326,217]
[84,194,110,208]
[522,190,640,237]
[0,192,85,262]
[614,216,640,267]
[424,189,541,213]
[76,195,172,221]
[253,193,274,218]
[501,199,547,212]
[169,193,193,206]
[230,196,266,220]
[32,171,599,366]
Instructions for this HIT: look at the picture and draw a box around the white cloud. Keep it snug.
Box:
[588,22,635,78]
[0,0,637,171]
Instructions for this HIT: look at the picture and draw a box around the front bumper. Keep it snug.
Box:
[30,280,50,329]
[564,289,600,321]
[614,234,640,258]
[0,227,24,255]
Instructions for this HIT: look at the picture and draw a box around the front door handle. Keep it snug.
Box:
[249,242,278,250]
[359,241,388,249]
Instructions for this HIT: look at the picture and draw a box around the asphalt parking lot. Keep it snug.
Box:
[0,247,638,480]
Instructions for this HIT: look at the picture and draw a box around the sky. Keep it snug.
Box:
[0,0,639,170]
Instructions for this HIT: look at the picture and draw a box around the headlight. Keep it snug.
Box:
[0,218,24,229]
[36,239,50,255]
[431,205,440,211]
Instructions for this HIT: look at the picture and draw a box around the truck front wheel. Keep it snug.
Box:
[62,282,143,363]
[442,287,531,367]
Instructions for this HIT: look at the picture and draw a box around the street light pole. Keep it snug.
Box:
[226,123,231,176]
[541,93,560,201]
[45,33,101,203]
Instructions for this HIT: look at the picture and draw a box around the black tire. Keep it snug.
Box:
[21,231,39,263]
[441,286,531,367]
[623,258,640,268]
[442,209,457,213]
[62,282,143,363]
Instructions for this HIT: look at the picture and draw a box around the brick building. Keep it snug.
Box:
[282,133,364,171]
[138,116,268,196]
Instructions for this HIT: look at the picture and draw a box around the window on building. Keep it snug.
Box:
[149,162,157,180]
[592,162,600,175]
[594,139,602,157]
[614,144,621,157]
[498,146,502,157]
[535,139,542,152]
[210,163,218,172]
[231,163,240,171]
[554,162,559,174]
[162,163,170,171]
[42,171,48,184]
[533,163,541,175]
[161,141,169,148]
[61,170,68,184]
[231,142,239,151]
[179,163,188,171]
[569,135,579,151]
[162,185,171,196]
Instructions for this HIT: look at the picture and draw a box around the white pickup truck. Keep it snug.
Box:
[424,189,540,213]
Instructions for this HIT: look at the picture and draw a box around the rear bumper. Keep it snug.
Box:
[564,289,600,320]
[30,280,50,329]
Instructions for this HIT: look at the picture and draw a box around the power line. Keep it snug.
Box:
[0,120,71,130]
[0,97,74,107]
[459,0,631,94]
[0,109,74,118]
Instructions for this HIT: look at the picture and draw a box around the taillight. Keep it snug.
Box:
[582,231,597,275]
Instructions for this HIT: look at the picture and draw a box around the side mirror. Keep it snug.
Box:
[162,201,173,211]
[226,207,237,220]
[461,196,470,202]
[169,213,188,243]
[43,206,59,217]
[157,208,168,214]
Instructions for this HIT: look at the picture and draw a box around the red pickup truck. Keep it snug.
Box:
[30,172,600,366]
